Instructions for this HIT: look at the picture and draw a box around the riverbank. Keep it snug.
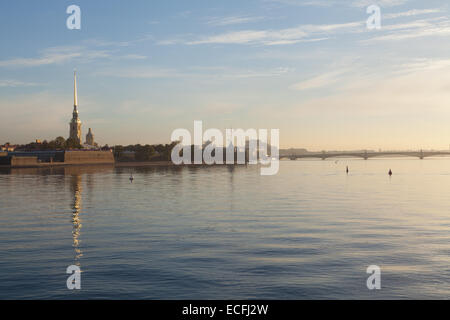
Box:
[115,161,246,167]
[0,160,251,169]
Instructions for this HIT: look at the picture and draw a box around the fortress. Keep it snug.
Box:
[0,72,114,168]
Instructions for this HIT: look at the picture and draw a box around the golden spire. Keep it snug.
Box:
[74,70,78,109]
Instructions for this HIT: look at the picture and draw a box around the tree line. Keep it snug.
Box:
[15,137,84,151]
[113,143,178,162]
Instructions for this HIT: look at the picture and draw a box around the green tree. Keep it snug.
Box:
[135,144,156,161]
[54,136,66,149]
[65,138,82,149]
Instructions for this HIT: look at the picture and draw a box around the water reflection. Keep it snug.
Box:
[69,172,83,266]
[227,165,235,212]
[1,165,118,270]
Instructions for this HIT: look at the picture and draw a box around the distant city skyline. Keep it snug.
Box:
[1,0,450,150]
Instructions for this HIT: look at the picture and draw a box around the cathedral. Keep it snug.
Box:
[69,71,96,147]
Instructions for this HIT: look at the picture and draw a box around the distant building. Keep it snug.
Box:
[69,71,98,148]
[69,71,82,143]
[0,143,17,152]
[279,148,308,156]
[85,128,94,146]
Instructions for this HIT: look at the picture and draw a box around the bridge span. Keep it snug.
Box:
[283,151,450,160]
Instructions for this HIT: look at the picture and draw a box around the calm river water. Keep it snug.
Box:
[0,159,449,299]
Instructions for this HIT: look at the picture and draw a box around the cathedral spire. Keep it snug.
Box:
[70,70,82,143]
[74,70,78,110]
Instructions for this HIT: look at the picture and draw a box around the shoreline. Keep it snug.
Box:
[0,160,250,169]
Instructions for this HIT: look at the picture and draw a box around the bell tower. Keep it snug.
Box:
[86,128,94,146]
[69,71,82,143]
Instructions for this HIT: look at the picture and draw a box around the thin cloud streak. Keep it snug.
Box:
[0,80,39,87]
[290,69,350,91]
[94,66,294,79]
[264,0,409,8]
[206,15,265,26]
[364,17,450,42]
[0,45,149,68]
[384,8,443,19]
[163,21,363,46]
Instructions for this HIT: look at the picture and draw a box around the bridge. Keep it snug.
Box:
[282,150,450,160]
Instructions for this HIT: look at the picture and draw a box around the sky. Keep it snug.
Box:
[1,0,450,150]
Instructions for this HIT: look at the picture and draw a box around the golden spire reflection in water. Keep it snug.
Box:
[70,173,83,266]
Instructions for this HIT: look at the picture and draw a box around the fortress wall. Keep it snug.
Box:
[0,154,11,165]
[11,156,39,167]
[64,151,115,164]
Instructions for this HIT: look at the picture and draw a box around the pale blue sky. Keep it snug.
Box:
[1,0,450,150]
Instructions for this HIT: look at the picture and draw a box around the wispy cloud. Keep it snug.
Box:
[265,0,409,8]
[364,16,450,42]
[352,0,409,8]
[290,56,450,94]
[156,5,444,47]
[95,65,293,80]
[120,54,148,60]
[0,50,81,68]
[206,15,265,26]
[384,8,443,19]
[263,0,335,7]
[290,69,349,91]
[163,21,361,46]
[200,66,294,78]
[0,46,110,68]
[83,34,154,48]
[0,80,39,87]
[95,67,181,79]
[0,44,149,68]
[397,58,450,73]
